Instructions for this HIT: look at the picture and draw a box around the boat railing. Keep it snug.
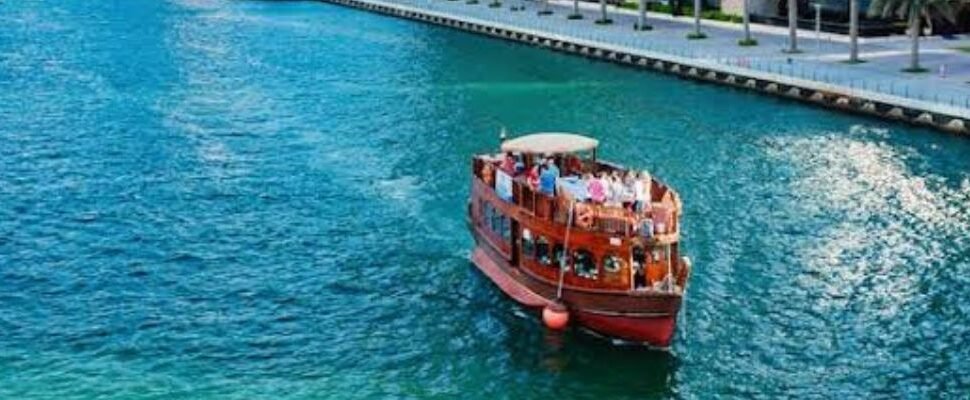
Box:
[552,196,679,237]
[553,197,629,235]
[475,156,558,220]
[512,177,556,219]
[473,156,677,237]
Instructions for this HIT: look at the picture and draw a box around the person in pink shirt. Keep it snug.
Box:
[587,172,607,204]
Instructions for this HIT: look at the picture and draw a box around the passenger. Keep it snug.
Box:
[501,152,516,173]
[599,172,612,204]
[586,172,606,204]
[526,164,541,190]
[623,170,638,210]
[566,155,583,176]
[608,171,626,207]
[544,157,560,178]
[538,161,558,196]
[634,170,652,213]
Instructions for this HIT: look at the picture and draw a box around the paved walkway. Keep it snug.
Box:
[382,0,970,110]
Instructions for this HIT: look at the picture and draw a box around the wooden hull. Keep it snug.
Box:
[573,310,676,346]
[470,232,682,348]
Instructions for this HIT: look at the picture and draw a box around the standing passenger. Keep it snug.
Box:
[501,152,516,174]
[538,161,558,196]
[545,157,560,178]
[526,164,540,190]
[587,172,606,204]
[608,171,626,207]
[623,170,638,210]
[598,172,612,204]
[634,170,652,213]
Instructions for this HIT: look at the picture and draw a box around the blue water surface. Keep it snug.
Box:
[1,1,969,398]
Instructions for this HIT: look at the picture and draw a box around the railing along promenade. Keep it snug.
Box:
[318,0,970,135]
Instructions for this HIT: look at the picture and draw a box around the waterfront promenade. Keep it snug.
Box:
[322,0,970,133]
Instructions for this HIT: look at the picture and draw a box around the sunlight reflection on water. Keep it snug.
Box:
[767,127,970,320]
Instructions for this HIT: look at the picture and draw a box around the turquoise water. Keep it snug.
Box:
[1,0,969,398]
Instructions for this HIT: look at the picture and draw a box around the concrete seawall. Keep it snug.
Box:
[319,0,970,135]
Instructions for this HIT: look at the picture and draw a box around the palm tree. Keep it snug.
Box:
[786,0,799,52]
[739,0,757,45]
[596,0,612,24]
[636,0,651,30]
[868,0,958,71]
[687,0,707,38]
[849,0,860,62]
[568,0,583,19]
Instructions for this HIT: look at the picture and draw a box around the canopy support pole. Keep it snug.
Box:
[556,200,575,300]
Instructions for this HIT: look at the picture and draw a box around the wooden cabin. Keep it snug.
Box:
[469,133,689,295]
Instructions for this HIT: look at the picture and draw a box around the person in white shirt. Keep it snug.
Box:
[607,171,625,207]
[633,170,652,213]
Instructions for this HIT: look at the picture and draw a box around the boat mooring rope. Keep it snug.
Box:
[555,200,575,300]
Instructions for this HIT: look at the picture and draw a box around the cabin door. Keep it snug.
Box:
[510,218,520,267]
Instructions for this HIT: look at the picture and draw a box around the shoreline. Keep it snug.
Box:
[319,0,970,135]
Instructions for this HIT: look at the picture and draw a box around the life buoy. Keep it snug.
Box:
[575,203,594,229]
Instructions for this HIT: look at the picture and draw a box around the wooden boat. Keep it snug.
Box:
[467,132,691,348]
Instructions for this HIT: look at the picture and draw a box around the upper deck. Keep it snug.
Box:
[471,141,681,244]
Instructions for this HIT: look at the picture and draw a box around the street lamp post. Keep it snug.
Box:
[849,0,859,61]
[786,0,798,53]
[811,3,822,58]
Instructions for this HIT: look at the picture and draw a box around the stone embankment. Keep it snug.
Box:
[321,0,969,135]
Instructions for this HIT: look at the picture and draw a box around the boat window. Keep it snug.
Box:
[501,215,512,242]
[521,229,534,258]
[490,205,502,234]
[553,244,565,268]
[536,236,551,265]
[603,254,624,274]
[573,249,597,279]
[482,201,493,228]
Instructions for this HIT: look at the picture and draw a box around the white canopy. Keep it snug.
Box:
[500,132,598,155]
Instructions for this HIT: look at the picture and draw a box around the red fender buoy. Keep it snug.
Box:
[542,301,569,330]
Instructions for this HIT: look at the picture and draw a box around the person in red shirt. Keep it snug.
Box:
[526,164,540,190]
